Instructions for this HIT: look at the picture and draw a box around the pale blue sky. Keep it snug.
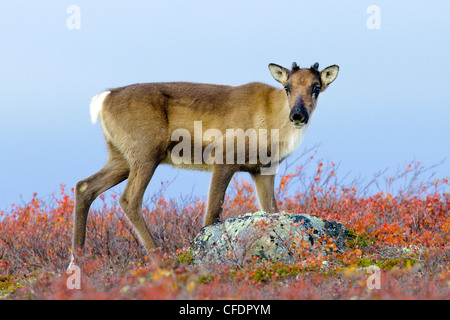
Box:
[1,0,449,209]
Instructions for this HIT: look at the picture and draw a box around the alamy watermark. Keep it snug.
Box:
[66,5,81,30]
[66,263,382,291]
[367,5,381,30]
[66,264,81,290]
[66,4,381,31]
[170,121,281,175]
[366,265,381,290]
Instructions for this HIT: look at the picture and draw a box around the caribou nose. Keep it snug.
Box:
[291,113,306,123]
[290,109,309,125]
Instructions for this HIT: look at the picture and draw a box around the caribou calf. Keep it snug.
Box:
[71,61,339,262]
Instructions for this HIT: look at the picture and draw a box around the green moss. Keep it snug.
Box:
[253,268,274,283]
[176,249,194,265]
[196,274,215,284]
[356,256,417,271]
[356,257,373,268]
[402,257,418,268]
[245,262,305,283]
[0,276,24,299]
[376,259,401,270]
[346,229,377,249]
[376,257,418,270]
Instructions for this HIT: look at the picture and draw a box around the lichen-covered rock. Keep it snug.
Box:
[190,212,349,265]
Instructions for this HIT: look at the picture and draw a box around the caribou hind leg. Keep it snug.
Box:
[71,142,129,266]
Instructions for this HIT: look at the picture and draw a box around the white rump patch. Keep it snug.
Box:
[90,91,111,124]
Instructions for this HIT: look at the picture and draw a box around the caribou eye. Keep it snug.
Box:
[313,85,321,96]
[284,85,291,95]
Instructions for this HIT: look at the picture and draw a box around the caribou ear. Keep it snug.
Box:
[269,63,289,86]
[320,65,339,91]
[268,63,289,86]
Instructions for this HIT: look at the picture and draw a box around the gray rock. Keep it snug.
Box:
[190,212,349,265]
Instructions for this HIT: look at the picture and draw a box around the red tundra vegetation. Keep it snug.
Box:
[0,154,449,300]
